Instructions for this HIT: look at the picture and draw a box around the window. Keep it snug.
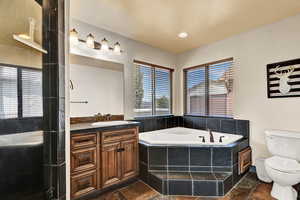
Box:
[0,64,43,119]
[184,58,233,117]
[134,60,173,117]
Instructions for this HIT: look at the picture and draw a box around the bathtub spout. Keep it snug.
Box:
[207,129,214,143]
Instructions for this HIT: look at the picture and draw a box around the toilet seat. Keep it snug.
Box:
[265,156,300,174]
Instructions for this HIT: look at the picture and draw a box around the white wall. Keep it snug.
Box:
[175,14,300,164]
[70,63,124,117]
[70,19,177,119]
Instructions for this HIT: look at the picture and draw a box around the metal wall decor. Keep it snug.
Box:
[267,58,300,98]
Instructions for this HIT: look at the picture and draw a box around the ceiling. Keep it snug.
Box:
[71,0,300,54]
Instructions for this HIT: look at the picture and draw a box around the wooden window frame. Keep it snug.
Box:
[183,57,233,118]
[134,60,174,117]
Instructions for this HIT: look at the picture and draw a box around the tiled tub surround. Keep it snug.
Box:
[139,139,249,197]
[135,115,250,197]
[0,131,43,199]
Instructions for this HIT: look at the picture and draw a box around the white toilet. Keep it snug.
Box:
[265,130,300,200]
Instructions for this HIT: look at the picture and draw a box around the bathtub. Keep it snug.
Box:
[0,131,43,147]
[139,127,243,146]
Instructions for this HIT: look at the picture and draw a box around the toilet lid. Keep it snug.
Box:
[265,156,300,173]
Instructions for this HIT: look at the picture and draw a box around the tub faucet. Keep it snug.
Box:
[207,129,214,143]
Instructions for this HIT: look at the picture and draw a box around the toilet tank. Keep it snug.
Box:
[265,130,300,161]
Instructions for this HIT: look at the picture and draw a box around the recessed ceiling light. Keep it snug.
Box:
[178,32,188,38]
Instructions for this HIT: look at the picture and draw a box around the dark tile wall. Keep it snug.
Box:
[134,115,181,132]
[0,145,43,199]
[142,141,249,173]
[182,115,250,138]
[42,0,66,199]
[134,115,249,139]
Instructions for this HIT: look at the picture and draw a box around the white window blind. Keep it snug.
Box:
[185,58,234,117]
[155,68,171,115]
[209,61,233,117]
[134,65,153,117]
[0,66,18,119]
[22,69,43,117]
[185,67,206,115]
[0,64,43,119]
[134,61,172,117]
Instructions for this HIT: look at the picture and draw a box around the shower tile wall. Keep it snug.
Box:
[42,0,66,199]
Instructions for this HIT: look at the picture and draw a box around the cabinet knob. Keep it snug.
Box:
[117,148,125,152]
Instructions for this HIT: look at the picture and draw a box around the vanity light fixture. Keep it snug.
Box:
[69,28,122,54]
[113,42,121,54]
[86,33,95,48]
[69,28,79,45]
[101,38,109,51]
[178,32,188,38]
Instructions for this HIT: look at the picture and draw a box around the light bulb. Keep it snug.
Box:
[113,42,121,54]
[101,38,109,51]
[86,33,95,48]
[69,28,79,45]
[178,32,188,38]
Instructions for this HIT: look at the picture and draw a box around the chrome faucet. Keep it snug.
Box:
[207,128,214,143]
[94,113,112,121]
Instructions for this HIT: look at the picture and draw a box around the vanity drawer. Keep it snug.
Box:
[71,147,97,174]
[71,170,97,199]
[102,128,137,144]
[71,133,97,149]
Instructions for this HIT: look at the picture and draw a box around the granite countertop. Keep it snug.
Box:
[70,121,140,134]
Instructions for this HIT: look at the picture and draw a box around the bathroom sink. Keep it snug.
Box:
[91,121,130,127]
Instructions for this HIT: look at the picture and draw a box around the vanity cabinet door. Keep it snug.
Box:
[121,139,138,180]
[101,142,122,188]
[71,170,97,199]
[71,147,97,174]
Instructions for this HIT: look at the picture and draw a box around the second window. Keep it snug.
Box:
[134,61,173,117]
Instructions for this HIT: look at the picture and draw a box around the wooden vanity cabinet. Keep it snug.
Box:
[121,138,138,179]
[70,127,139,199]
[101,128,139,188]
[101,141,122,187]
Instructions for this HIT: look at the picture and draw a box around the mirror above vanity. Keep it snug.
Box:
[70,54,124,120]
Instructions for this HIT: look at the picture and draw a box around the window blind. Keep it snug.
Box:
[185,58,233,117]
[134,65,153,116]
[0,64,43,119]
[208,61,233,117]
[0,66,18,119]
[134,61,172,117]
[155,68,171,115]
[22,69,43,117]
[185,67,206,115]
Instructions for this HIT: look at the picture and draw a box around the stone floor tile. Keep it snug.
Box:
[91,191,126,200]
[151,196,202,200]
[119,181,159,200]
[223,187,251,200]
[249,183,276,200]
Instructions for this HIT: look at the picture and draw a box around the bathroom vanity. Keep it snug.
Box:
[70,121,140,199]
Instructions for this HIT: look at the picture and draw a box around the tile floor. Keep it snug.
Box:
[90,173,282,200]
